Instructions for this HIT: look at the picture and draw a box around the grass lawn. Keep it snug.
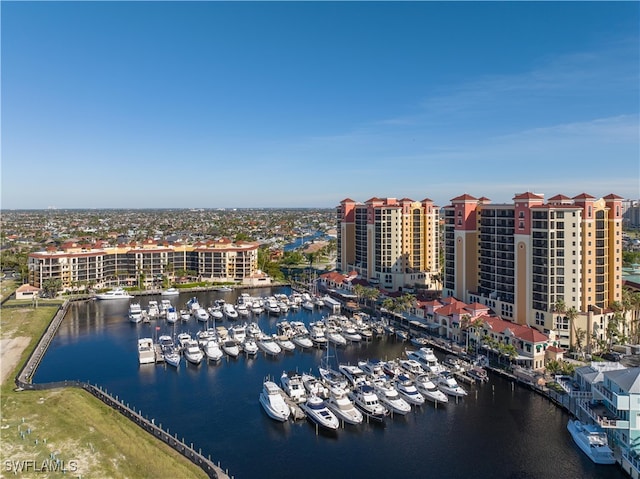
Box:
[1,300,208,478]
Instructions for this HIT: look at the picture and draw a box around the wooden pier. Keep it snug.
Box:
[154,344,165,363]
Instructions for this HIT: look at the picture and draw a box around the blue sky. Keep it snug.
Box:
[2,2,638,209]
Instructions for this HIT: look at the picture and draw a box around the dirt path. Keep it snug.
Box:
[0,337,30,384]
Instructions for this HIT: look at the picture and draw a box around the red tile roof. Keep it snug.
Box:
[450,193,477,202]
[513,192,544,200]
[603,193,623,200]
[573,193,596,200]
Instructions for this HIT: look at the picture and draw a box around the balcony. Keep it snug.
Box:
[593,382,630,411]
[579,399,629,429]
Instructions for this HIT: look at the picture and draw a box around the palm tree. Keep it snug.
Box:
[566,306,579,351]
[353,284,365,306]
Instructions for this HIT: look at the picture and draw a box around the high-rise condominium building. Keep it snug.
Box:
[442,192,624,349]
[336,197,439,292]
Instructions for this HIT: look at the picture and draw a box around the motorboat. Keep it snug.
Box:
[204,339,223,362]
[318,366,349,391]
[128,303,143,323]
[349,384,388,422]
[325,328,347,347]
[414,374,449,403]
[338,364,368,388]
[213,285,233,292]
[399,358,425,376]
[567,419,616,465]
[309,325,328,348]
[196,328,215,347]
[147,300,160,319]
[180,310,191,321]
[406,347,448,375]
[242,338,259,356]
[236,303,250,317]
[382,359,403,379]
[341,326,362,342]
[159,299,172,316]
[291,334,314,349]
[165,306,179,323]
[299,395,339,430]
[325,386,364,425]
[228,324,247,344]
[159,336,180,368]
[281,371,307,404]
[466,366,489,383]
[195,308,209,322]
[395,329,409,341]
[393,374,425,406]
[177,332,192,351]
[183,339,204,365]
[265,297,281,315]
[435,371,468,397]
[276,335,296,352]
[372,379,411,415]
[410,336,430,347]
[257,337,282,356]
[302,300,315,311]
[186,297,201,313]
[222,339,240,358]
[358,359,386,381]
[251,301,265,315]
[97,287,133,300]
[161,288,180,296]
[138,338,155,364]
[301,373,330,399]
[259,381,291,422]
[246,322,263,339]
[223,303,239,320]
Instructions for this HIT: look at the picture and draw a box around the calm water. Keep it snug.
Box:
[35,287,626,479]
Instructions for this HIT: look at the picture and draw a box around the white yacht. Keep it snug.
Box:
[138,338,155,364]
[223,303,239,320]
[341,326,362,342]
[291,333,314,349]
[97,287,133,300]
[128,303,143,323]
[309,325,328,348]
[338,364,368,388]
[161,288,180,296]
[165,306,179,323]
[183,339,204,365]
[159,336,180,368]
[265,297,281,315]
[242,337,259,356]
[147,300,160,319]
[372,379,411,415]
[399,358,425,376]
[414,374,449,403]
[349,384,388,422]
[281,371,307,404]
[302,300,315,311]
[186,297,201,313]
[567,419,616,465]
[325,328,347,347]
[236,303,250,317]
[257,337,282,356]
[228,324,247,344]
[276,335,296,352]
[467,366,489,383]
[358,359,386,381]
[301,373,330,399]
[393,374,425,406]
[300,395,339,430]
[325,386,364,425]
[435,371,468,397]
[180,309,191,321]
[406,347,448,375]
[204,339,223,362]
[259,381,291,422]
[222,339,240,358]
[318,366,349,390]
[195,308,210,322]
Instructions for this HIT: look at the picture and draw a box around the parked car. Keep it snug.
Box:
[602,352,623,362]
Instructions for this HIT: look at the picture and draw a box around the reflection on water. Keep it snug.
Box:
[35,287,627,479]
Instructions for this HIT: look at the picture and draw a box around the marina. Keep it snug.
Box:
[33,286,627,479]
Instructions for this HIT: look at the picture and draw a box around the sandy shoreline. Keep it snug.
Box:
[0,337,30,384]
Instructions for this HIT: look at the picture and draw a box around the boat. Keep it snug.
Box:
[410,336,430,347]
[179,310,191,321]
[357,359,386,381]
[338,364,369,388]
[395,329,409,341]
[372,379,411,415]
[147,300,160,319]
[183,339,204,365]
[165,306,179,323]
[414,374,449,403]
[138,338,155,364]
[228,324,247,344]
[159,335,181,368]
[309,325,328,348]
[393,374,425,406]
[466,366,489,383]
[259,381,291,422]
[301,372,330,399]
[96,287,133,300]
[159,299,173,316]
[302,300,315,311]
[318,366,349,390]
[204,339,223,362]
[291,333,314,349]
[325,328,347,347]
[349,384,388,422]
[161,288,180,296]
[128,303,143,323]
[325,386,364,425]
[213,286,233,292]
[242,338,259,356]
[222,338,240,358]
[223,303,239,320]
[299,395,340,430]
[276,335,296,352]
[399,358,425,376]
[435,371,468,397]
[257,337,282,356]
[406,347,448,375]
[195,308,210,322]
[281,371,307,404]
[236,303,250,317]
[341,326,362,342]
[566,419,616,465]
[265,298,281,315]
[186,297,201,313]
